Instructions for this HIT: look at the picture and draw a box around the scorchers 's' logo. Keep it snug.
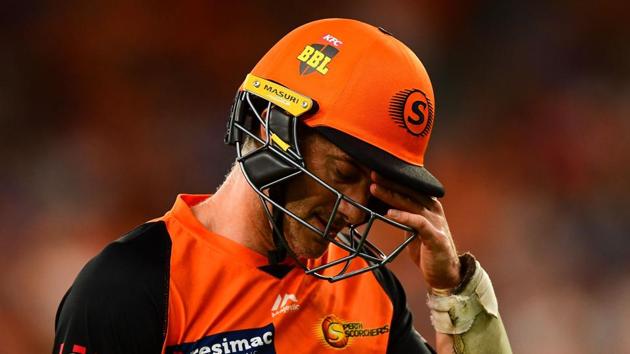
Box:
[388,89,434,137]
[317,315,389,349]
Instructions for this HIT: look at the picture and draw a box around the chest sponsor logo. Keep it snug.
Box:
[165,324,276,354]
[317,314,390,349]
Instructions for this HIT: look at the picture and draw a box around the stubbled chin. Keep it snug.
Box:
[289,236,330,259]
[280,215,331,259]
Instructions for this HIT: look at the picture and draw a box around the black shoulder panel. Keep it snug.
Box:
[257,264,295,279]
[372,266,437,354]
[53,221,172,354]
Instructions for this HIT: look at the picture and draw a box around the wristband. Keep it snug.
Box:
[430,252,477,296]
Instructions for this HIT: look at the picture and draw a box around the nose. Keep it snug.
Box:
[336,185,370,225]
[337,200,367,225]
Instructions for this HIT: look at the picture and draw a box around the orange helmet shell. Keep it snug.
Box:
[250,18,443,197]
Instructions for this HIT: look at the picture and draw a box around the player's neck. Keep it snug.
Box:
[191,166,275,255]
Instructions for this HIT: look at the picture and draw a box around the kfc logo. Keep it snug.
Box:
[322,34,343,47]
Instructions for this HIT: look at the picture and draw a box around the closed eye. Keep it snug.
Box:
[333,164,361,184]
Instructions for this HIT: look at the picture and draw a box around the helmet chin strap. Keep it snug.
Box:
[266,185,288,265]
[262,185,312,272]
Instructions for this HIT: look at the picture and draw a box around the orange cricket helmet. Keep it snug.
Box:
[250,18,443,197]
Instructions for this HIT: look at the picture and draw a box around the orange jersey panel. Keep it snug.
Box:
[160,195,393,353]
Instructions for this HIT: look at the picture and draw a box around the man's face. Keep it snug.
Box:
[281,130,372,259]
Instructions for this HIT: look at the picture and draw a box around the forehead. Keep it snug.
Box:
[304,130,370,173]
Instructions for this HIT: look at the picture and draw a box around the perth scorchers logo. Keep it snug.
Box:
[317,314,389,349]
[389,89,434,137]
[296,34,342,75]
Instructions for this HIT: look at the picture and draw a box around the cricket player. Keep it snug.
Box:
[54,18,511,354]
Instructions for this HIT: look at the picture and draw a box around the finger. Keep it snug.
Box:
[385,209,449,251]
[370,182,442,219]
[371,171,441,212]
[370,183,421,214]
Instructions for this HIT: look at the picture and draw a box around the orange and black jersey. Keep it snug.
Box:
[54,195,436,354]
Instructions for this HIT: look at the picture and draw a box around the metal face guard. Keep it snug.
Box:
[226,76,418,282]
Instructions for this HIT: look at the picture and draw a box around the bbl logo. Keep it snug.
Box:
[318,314,389,349]
[296,34,342,75]
[388,89,434,137]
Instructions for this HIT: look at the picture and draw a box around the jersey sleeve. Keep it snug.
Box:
[373,266,436,354]
[53,222,172,354]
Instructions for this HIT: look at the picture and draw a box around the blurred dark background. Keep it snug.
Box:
[1,1,629,352]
